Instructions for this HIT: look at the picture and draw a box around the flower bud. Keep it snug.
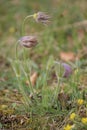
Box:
[33,12,51,25]
[19,36,38,48]
[54,61,72,78]
[62,63,72,78]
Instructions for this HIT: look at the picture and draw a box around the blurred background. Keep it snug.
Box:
[0,0,87,88]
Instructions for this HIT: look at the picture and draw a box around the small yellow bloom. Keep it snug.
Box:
[70,113,76,120]
[64,124,73,130]
[77,99,84,105]
[9,27,15,33]
[81,117,87,124]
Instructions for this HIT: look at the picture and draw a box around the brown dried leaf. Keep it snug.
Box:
[60,52,75,61]
[30,72,38,86]
[61,10,68,17]
[77,29,84,42]
[20,119,24,125]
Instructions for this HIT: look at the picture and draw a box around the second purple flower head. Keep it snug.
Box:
[19,36,38,48]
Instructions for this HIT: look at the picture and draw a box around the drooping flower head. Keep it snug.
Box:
[19,36,38,48]
[33,12,51,25]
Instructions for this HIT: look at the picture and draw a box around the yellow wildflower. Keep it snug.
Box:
[70,113,76,120]
[81,117,87,124]
[64,124,73,130]
[9,27,15,33]
[77,99,84,105]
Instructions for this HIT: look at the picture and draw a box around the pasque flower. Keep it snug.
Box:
[33,12,51,25]
[62,63,72,78]
[54,61,72,78]
[19,36,38,48]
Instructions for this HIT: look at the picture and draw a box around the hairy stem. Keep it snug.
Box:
[22,15,33,36]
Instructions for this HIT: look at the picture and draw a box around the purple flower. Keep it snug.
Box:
[62,63,72,78]
[19,36,38,48]
[33,12,51,25]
